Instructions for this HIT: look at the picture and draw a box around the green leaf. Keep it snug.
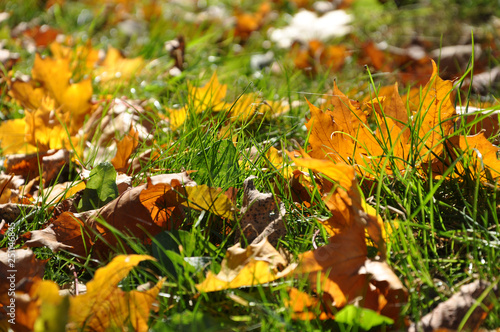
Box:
[77,162,119,211]
[335,305,394,330]
[191,139,239,187]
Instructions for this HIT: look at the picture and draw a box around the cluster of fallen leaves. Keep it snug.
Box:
[1,44,499,330]
[306,60,500,179]
[1,0,500,331]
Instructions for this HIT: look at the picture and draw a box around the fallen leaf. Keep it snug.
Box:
[68,255,162,332]
[2,255,162,332]
[0,248,46,310]
[188,72,227,112]
[4,149,69,185]
[235,176,286,246]
[285,287,332,320]
[0,119,37,155]
[233,2,271,42]
[196,238,295,292]
[30,172,198,257]
[111,126,140,172]
[448,132,500,178]
[49,41,101,74]
[291,40,347,75]
[288,156,407,322]
[24,224,73,253]
[408,59,457,160]
[82,98,159,166]
[409,280,499,332]
[95,47,144,84]
[183,185,235,219]
[22,25,61,48]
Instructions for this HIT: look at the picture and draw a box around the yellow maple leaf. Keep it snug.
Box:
[408,59,457,160]
[96,47,144,84]
[49,41,100,73]
[0,118,37,155]
[68,255,162,332]
[188,72,227,112]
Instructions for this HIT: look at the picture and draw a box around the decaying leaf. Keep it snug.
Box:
[24,224,73,252]
[82,98,160,166]
[25,172,237,258]
[409,280,499,332]
[196,238,295,292]
[0,248,46,312]
[235,176,286,246]
[3,149,69,186]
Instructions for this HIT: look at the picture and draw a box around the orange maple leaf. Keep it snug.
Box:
[288,156,407,322]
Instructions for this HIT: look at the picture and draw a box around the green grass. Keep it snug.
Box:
[1,0,500,330]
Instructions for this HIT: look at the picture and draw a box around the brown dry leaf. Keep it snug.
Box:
[29,173,195,257]
[288,156,407,322]
[0,174,24,204]
[22,25,61,48]
[409,280,499,332]
[22,212,93,258]
[46,212,93,257]
[235,176,286,246]
[24,224,73,253]
[0,248,46,311]
[359,40,433,86]
[68,255,162,332]
[196,238,295,292]
[4,149,69,185]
